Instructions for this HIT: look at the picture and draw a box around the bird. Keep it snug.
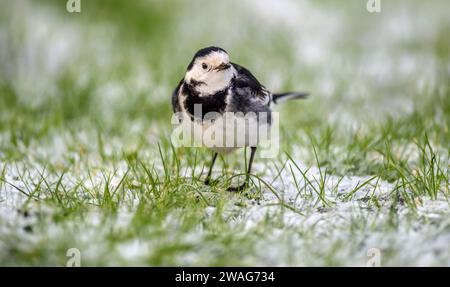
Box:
[172,46,308,191]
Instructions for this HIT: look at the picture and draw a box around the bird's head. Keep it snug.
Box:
[184,46,235,95]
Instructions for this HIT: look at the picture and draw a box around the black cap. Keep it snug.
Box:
[187,46,228,70]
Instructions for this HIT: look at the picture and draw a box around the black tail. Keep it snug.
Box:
[272,92,309,104]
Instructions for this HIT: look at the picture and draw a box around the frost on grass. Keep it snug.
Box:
[1,158,449,266]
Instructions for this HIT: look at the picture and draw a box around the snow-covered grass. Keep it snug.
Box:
[0,0,449,266]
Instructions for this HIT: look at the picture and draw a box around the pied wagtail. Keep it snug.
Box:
[172,46,308,191]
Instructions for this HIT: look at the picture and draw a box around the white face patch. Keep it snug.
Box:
[185,51,236,95]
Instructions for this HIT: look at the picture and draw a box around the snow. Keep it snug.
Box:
[1,158,449,265]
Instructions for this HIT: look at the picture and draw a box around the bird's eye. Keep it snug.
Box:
[202,63,208,70]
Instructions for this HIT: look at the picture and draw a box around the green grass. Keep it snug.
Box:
[0,0,450,266]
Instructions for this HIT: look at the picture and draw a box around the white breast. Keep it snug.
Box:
[177,112,271,155]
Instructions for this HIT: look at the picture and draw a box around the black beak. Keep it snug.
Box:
[214,63,231,71]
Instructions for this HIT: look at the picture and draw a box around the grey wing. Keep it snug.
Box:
[172,79,184,122]
[172,79,183,113]
[231,62,271,106]
[228,63,272,125]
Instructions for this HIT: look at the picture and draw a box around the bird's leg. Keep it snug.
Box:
[204,152,218,185]
[228,147,257,192]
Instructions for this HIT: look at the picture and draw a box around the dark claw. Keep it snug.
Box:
[227,183,247,192]
[204,178,218,186]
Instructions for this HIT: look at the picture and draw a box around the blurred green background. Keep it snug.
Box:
[1,0,448,137]
[1,0,449,175]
